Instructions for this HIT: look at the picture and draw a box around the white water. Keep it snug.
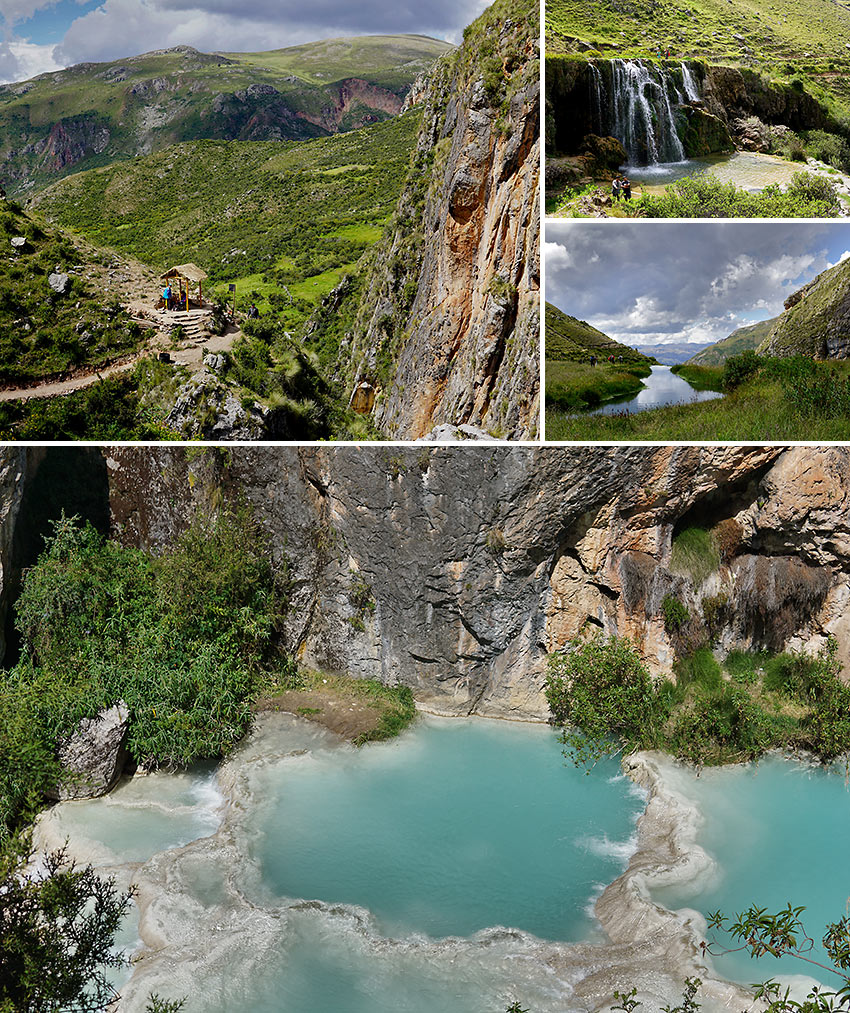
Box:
[680,63,701,103]
[594,60,691,166]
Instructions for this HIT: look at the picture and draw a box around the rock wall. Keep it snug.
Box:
[761,256,850,358]
[323,0,540,440]
[9,446,850,720]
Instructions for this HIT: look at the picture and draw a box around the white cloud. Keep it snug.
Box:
[543,241,571,270]
[0,37,60,82]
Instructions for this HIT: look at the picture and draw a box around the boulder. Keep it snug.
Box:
[47,701,130,801]
[48,272,71,295]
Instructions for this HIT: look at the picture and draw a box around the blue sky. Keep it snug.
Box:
[544,222,850,349]
[0,0,488,83]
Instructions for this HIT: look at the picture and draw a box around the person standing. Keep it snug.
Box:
[623,178,632,200]
[612,177,621,203]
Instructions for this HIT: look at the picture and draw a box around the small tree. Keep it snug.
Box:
[0,839,134,1012]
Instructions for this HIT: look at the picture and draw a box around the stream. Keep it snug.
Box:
[585,365,722,415]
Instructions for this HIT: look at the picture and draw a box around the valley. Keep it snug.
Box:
[0,0,540,441]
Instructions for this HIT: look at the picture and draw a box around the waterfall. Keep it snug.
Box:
[680,62,701,103]
[591,59,688,166]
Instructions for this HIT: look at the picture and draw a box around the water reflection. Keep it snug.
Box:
[586,365,723,416]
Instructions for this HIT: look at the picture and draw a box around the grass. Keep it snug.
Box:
[670,527,721,585]
[688,318,778,365]
[256,669,417,746]
[546,359,651,411]
[546,358,850,440]
[670,363,724,391]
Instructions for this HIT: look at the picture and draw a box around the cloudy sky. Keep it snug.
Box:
[0,0,487,84]
[545,222,850,351]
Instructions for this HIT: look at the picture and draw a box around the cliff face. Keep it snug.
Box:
[321,0,540,440]
[9,445,850,723]
[761,257,850,358]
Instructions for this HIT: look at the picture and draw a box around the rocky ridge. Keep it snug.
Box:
[314,0,540,440]
[761,256,850,357]
[6,446,850,724]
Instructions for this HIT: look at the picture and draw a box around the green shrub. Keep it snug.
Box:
[674,648,723,693]
[804,129,850,171]
[2,505,294,842]
[722,349,761,390]
[662,594,689,633]
[545,634,669,765]
[637,173,840,219]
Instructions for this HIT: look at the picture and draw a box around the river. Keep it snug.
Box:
[585,364,722,415]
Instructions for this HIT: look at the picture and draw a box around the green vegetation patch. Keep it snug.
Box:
[0,202,143,384]
[0,507,295,846]
[546,633,850,768]
[546,356,850,441]
[670,527,721,585]
[637,173,842,218]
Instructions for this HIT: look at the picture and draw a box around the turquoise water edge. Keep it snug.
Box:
[33,714,850,1011]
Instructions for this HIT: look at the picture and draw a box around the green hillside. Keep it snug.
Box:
[31,111,419,337]
[546,302,653,364]
[0,36,449,195]
[224,35,453,90]
[687,317,778,365]
[0,200,144,384]
[760,257,850,357]
[545,302,654,412]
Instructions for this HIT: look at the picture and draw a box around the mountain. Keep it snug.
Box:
[634,342,712,365]
[305,0,540,440]
[0,36,451,195]
[686,318,778,365]
[547,303,654,364]
[760,257,850,358]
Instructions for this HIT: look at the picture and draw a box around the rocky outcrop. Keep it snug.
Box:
[46,701,129,800]
[321,0,540,440]
[0,448,29,663]
[761,256,850,357]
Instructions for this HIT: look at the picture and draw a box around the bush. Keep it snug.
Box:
[637,173,841,219]
[662,594,689,633]
[804,129,850,172]
[545,634,669,765]
[722,349,761,390]
[2,506,293,841]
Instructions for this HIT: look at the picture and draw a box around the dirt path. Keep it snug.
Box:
[0,243,242,403]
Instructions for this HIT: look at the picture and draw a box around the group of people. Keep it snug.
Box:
[611,177,633,202]
[589,354,624,367]
[161,284,186,311]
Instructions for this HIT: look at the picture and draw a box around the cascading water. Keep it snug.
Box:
[680,63,701,103]
[591,60,689,166]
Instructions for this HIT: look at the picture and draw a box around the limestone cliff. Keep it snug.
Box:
[11,446,850,724]
[312,0,540,440]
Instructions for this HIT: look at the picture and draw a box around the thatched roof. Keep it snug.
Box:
[161,263,208,283]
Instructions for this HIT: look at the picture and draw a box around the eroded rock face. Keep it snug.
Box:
[330,1,540,440]
[47,701,130,801]
[762,257,850,358]
[12,446,850,722]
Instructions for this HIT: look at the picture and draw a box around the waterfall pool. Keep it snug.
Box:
[36,714,850,1011]
[582,365,722,416]
[649,754,850,994]
[626,151,811,195]
[36,714,649,1013]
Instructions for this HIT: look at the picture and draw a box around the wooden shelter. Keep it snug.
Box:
[160,263,208,310]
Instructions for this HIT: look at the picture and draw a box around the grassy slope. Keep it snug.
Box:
[546,301,655,409]
[687,317,778,365]
[225,35,454,91]
[761,257,850,355]
[0,201,144,383]
[0,37,449,194]
[546,361,850,440]
[31,112,419,331]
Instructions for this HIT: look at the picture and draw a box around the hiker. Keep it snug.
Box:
[247,303,260,319]
[162,283,172,310]
[665,47,670,60]
[622,178,632,200]
[590,354,597,367]
[612,177,621,202]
